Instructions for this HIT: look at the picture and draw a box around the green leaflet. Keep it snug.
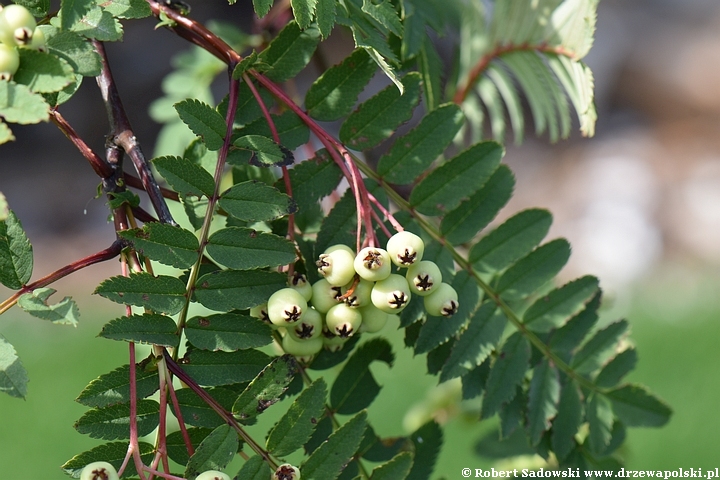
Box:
[101,0,152,19]
[61,441,155,478]
[175,98,227,151]
[171,387,238,428]
[440,164,515,245]
[0,210,33,290]
[194,269,286,312]
[266,378,327,457]
[44,27,102,77]
[523,275,600,333]
[527,359,561,446]
[232,355,297,420]
[219,80,273,125]
[461,359,491,400]
[71,7,124,41]
[595,348,637,388]
[0,122,13,145]
[178,349,271,387]
[316,0,337,38]
[606,384,672,428]
[549,291,600,357]
[230,110,310,155]
[236,455,272,480]
[94,273,186,315]
[469,208,553,273]
[219,180,295,223]
[13,0,50,17]
[571,319,628,375]
[259,20,321,83]
[362,0,402,36]
[0,335,28,399]
[481,332,531,418]
[75,363,159,408]
[206,227,296,270]
[99,313,179,347]
[410,141,504,216]
[301,411,368,480]
[166,427,214,466]
[551,381,584,461]
[417,36,442,110]
[185,313,272,352]
[586,393,614,454]
[414,270,481,355]
[309,335,361,371]
[407,421,442,480]
[370,451,414,480]
[305,48,377,121]
[185,424,239,479]
[153,154,216,198]
[330,338,394,414]
[17,287,79,326]
[292,0,318,29]
[60,0,94,31]
[340,72,422,151]
[499,386,524,440]
[74,399,159,440]
[119,222,200,269]
[439,302,506,382]
[233,134,293,167]
[0,81,49,124]
[252,0,274,18]
[376,103,464,185]
[14,49,74,94]
[495,238,571,301]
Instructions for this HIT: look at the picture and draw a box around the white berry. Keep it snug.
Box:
[196,470,231,480]
[325,303,363,338]
[405,260,443,297]
[423,282,459,317]
[274,463,301,480]
[371,274,412,313]
[354,247,391,282]
[267,288,307,326]
[80,462,120,480]
[386,231,424,267]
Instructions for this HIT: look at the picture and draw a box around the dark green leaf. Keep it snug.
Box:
[595,348,637,388]
[305,48,377,121]
[360,427,407,462]
[0,210,33,289]
[461,358,491,400]
[315,186,358,255]
[61,441,154,478]
[415,270,481,354]
[376,103,464,185]
[481,332,531,418]
[153,154,216,197]
[474,428,534,460]
[292,0,318,29]
[232,355,298,420]
[234,134,292,167]
[101,0,152,19]
[231,51,260,79]
[0,81,49,124]
[108,190,140,209]
[17,287,79,326]
[60,0,94,31]
[14,49,74,93]
[499,387,525,439]
[171,387,238,428]
[527,359,560,445]
[586,393,614,454]
[179,348,271,387]
[370,452,413,480]
[551,381,583,461]
[330,338,394,414]
[0,335,28,399]
[207,227,296,270]
[549,291,601,356]
[316,0,337,38]
[571,320,628,375]
[12,0,49,17]
[301,411,367,480]
[406,421,442,480]
[340,72,421,150]
[99,313,179,347]
[496,238,571,301]
[308,335,361,370]
[119,222,199,269]
[469,209,553,273]
[76,362,159,408]
[94,273,186,315]
[259,20,321,82]
[410,141,504,216]
[194,269,286,312]
[219,180,295,223]
[182,195,208,230]
[74,399,159,440]
[185,424,239,479]
[426,340,453,376]
[72,7,124,41]
[185,313,272,352]
[236,455,272,480]
[45,28,102,76]
[303,414,332,456]
[523,276,600,333]
[417,36,442,110]
[440,302,506,382]
[362,0,402,35]
[230,110,310,154]
[166,427,213,466]
[175,98,227,151]
[606,384,672,427]
[440,164,515,245]
[252,0,274,17]
[267,378,328,456]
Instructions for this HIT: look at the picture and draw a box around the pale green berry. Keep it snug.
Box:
[371,274,412,313]
[287,306,323,340]
[386,231,424,267]
[310,279,342,313]
[250,303,271,325]
[325,303,362,338]
[0,4,36,46]
[341,278,373,308]
[358,304,389,333]
[274,463,302,480]
[322,327,348,351]
[423,282,459,317]
[288,272,313,301]
[196,470,231,480]
[282,333,323,357]
[405,260,443,297]
[80,461,120,480]
[267,288,307,327]
[27,27,46,51]
[354,246,391,281]
[0,44,19,81]
[324,244,354,255]
[317,247,356,286]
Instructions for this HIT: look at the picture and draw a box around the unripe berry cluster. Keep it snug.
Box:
[252,232,459,361]
[0,4,46,81]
